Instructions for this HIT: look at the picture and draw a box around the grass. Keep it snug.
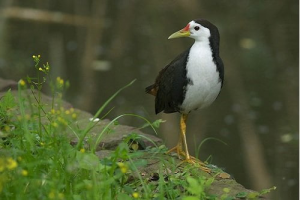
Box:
[0,56,275,199]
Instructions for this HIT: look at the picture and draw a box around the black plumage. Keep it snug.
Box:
[145,49,190,114]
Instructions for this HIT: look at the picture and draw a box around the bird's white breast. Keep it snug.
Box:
[180,40,221,113]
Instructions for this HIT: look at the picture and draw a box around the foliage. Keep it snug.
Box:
[0,56,276,199]
[0,56,207,200]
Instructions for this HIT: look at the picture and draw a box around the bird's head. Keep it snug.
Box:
[168,19,217,42]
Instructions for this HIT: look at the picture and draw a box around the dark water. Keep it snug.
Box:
[0,0,298,199]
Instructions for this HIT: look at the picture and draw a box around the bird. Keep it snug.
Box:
[145,19,224,171]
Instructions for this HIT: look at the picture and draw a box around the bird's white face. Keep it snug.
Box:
[188,21,211,41]
[168,20,211,42]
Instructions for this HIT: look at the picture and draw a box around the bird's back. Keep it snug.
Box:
[145,49,190,114]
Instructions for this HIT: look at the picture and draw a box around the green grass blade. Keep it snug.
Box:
[76,79,136,150]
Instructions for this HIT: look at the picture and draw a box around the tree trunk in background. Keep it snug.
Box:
[0,0,13,75]
[226,61,272,191]
[49,33,65,80]
[79,0,107,112]
[108,0,136,60]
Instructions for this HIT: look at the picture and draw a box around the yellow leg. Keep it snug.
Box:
[166,127,184,159]
[180,114,190,160]
[167,114,211,173]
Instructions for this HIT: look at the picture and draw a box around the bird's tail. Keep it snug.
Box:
[145,85,157,96]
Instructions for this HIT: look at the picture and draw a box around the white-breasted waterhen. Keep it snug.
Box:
[146,19,224,171]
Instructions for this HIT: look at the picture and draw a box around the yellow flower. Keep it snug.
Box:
[32,55,36,58]
[51,109,56,114]
[38,55,41,58]
[21,169,28,176]
[71,113,77,120]
[80,148,85,153]
[39,67,43,71]
[4,126,10,132]
[117,162,128,174]
[52,122,58,128]
[65,110,70,115]
[19,79,26,86]
[132,192,139,198]
[48,191,55,199]
[6,158,17,170]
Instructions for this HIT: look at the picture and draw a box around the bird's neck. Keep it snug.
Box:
[190,38,212,56]
[192,37,219,59]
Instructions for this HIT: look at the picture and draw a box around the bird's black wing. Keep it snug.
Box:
[153,48,191,114]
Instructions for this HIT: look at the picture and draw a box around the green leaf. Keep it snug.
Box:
[182,196,199,200]
[76,152,103,171]
[235,191,248,198]
[259,186,277,195]
[0,89,16,110]
[247,192,259,199]
[116,193,132,200]
[223,187,230,193]
[186,177,203,196]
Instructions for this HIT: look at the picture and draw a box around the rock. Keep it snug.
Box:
[0,78,18,92]
[0,78,270,199]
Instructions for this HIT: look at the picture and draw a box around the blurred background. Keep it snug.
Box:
[0,0,298,199]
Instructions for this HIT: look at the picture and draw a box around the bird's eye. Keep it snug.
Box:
[194,26,200,31]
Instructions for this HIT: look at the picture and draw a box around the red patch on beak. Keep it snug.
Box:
[182,24,190,31]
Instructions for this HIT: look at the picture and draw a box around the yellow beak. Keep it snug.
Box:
[168,24,191,39]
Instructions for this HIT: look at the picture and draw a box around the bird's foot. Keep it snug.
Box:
[167,146,211,173]
[179,157,211,173]
[166,145,186,159]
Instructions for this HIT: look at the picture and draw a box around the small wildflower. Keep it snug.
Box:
[51,109,56,114]
[80,148,85,153]
[6,158,17,170]
[19,79,26,86]
[32,55,36,58]
[57,117,63,122]
[21,169,28,176]
[132,192,139,198]
[89,118,100,122]
[117,162,128,174]
[57,117,67,126]
[52,122,58,128]
[48,191,55,199]
[56,77,64,88]
[38,55,41,58]
[71,113,77,120]
[65,110,70,115]
[4,126,10,132]
[39,67,43,71]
